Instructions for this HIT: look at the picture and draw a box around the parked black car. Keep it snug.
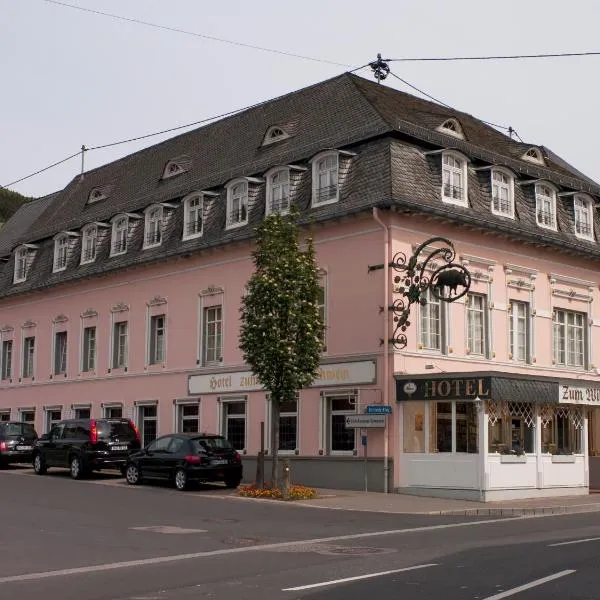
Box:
[33,418,141,479]
[0,421,38,467]
[125,433,243,491]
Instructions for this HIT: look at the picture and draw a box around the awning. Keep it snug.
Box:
[489,377,557,405]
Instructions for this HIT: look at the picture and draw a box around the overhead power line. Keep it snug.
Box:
[43,0,352,67]
[1,151,81,190]
[389,51,600,63]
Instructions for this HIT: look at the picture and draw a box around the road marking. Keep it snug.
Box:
[281,563,437,591]
[0,516,522,584]
[482,570,575,599]
[549,537,600,547]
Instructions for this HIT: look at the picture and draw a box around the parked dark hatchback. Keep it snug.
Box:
[125,433,243,491]
[0,421,38,466]
[33,418,141,479]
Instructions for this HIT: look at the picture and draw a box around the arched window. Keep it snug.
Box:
[535,183,557,229]
[262,125,289,146]
[226,180,248,228]
[437,118,464,139]
[14,246,30,283]
[88,188,106,203]
[491,168,514,218]
[162,160,185,179]
[111,215,129,256]
[144,205,163,248]
[53,234,69,272]
[574,194,594,240]
[441,151,468,205]
[81,225,98,264]
[522,147,544,165]
[312,152,339,206]
[183,194,204,239]
[266,168,290,214]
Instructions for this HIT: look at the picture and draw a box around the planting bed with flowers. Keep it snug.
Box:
[238,483,317,500]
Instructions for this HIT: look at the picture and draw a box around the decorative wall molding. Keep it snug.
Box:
[22,320,36,329]
[504,263,538,277]
[147,295,167,307]
[200,285,224,297]
[81,308,98,319]
[549,272,595,288]
[507,278,535,291]
[0,325,14,333]
[110,301,130,313]
[552,289,592,302]
[461,254,496,267]
[52,314,69,324]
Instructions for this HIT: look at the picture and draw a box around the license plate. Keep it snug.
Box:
[112,445,128,451]
[16,445,32,451]
[211,459,228,465]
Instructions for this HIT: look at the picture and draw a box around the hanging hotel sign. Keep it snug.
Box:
[396,376,491,401]
[559,384,600,405]
[188,360,376,395]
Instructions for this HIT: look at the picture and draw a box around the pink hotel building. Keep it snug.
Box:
[2,73,600,500]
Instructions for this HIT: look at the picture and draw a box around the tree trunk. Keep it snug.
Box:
[270,398,280,488]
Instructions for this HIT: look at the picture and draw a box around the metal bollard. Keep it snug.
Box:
[282,459,291,500]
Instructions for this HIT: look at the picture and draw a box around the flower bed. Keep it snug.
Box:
[238,483,317,500]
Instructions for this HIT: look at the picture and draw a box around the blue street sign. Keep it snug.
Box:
[365,405,392,415]
[361,435,368,446]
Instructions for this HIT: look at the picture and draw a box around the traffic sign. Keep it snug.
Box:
[365,405,392,415]
[345,414,386,428]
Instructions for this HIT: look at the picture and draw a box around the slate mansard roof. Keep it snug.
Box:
[1,72,600,299]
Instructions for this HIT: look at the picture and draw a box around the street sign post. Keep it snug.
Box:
[365,405,392,415]
[345,414,386,428]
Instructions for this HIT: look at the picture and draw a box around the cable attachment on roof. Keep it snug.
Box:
[369,53,390,83]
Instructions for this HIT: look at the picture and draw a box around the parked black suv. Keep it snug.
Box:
[0,421,38,467]
[33,418,141,479]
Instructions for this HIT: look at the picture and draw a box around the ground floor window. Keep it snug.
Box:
[137,405,157,447]
[45,408,62,432]
[267,394,299,452]
[542,406,583,454]
[178,403,200,433]
[327,392,357,454]
[73,406,90,420]
[103,405,123,419]
[20,409,35,424]
[488,402,535,454]
[429,401,478,454]
[0,410,10,422]
[221,399,246,451]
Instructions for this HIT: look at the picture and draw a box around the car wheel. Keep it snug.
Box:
[70,455,85,480]
[224,477,241,489]
[33,453,47,475]
[174,468,188,491]
[125,463,141,486]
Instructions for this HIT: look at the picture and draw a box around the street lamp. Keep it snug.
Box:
[390,236,471,349]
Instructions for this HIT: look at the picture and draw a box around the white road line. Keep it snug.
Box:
[0,517,520,584]
[483,570,575,599]
[281,563,438,591]
[549,537,600,547]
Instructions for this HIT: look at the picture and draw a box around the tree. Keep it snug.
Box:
[239,210,324,487]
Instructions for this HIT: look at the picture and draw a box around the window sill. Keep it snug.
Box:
[491,211,515,219]
[109,251,127,258]
[574,233,595,243]
[536,222,557,231]
[441,197,468,207]
[311,197,338,208]
[182,232,203,242]
[80,259,96,266]
[225,221,248,231]
[551,454,577,463]
[52,267,67,274]
[499,454,527,464]
[143,243,162,250]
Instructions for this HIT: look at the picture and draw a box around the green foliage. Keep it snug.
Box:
[0,188,31,223]
[239,210,324,404]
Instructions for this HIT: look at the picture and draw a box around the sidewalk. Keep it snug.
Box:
[292,489,600,516]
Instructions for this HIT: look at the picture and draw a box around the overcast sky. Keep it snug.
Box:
[3,0,600,197]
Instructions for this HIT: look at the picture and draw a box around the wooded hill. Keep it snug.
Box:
[0,188,30,224]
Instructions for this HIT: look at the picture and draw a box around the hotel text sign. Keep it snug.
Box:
[188,360,376,395]
[560,384,600,405]
[397,377,491,401]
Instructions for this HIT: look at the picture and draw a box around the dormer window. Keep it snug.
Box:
[144,205,163,248]
[437,118,464,139]
[14,246,33,283]
[183,194,204,239]
[266,167,290,215]
[81,225,98,264]
[262,125,290,146]
[53,234,70,272]
[522,147,545,165]
[441,151,468,206]
[111,215,129,256]
[535,183,557,230]
[491,168,514,218]
[226,180,249,228]
[312,152,339,206]
[162,160,185,180]
[574,194,594,240]
[88,188,106,203]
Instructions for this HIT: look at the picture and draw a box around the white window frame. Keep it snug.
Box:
[143,205,164,249]
[14,246,29,283]
[82,325,96,373]
[441,151,468,206]
[262,126,290,146]
[202,305,222,365]
[44,406,62,433]
[437,118,464,139]
[88,188,106,203]
[226,179,249,229]
[22,335,35,379]
[53,331,68,375]
[110,215,129,256]
[508,301,529,363]
[311,151,339,207]
[574,194,594,241]
[553,309,586,368]
[326,391,357,455]
[103,403,123,418]
[136,402,158,447]
[535,183,557,230]
[419,288,445,351]
[176,401,201,433]
[53,234,69,272]
[466,293,487,356]
[265,167,291,215]
[80,224,98,264]
[149,314,166,365]
[182,193,205,240]
[1,339,12,380]
[522,147,544,165]
[318,273,328,353]
[162,161,184,179]
[266,394,300,455]
[219,397,247,451]
[491,168,514,218]
[112,321,128,369]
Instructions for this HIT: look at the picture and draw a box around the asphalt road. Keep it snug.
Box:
[1,466,600,599]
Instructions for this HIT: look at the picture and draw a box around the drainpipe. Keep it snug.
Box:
[373,207,390,493]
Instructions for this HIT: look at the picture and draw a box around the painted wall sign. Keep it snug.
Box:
[396,376,491,401]
[559,384,600,405]
[188,360,376,395]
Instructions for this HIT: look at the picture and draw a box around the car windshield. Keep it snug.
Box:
[96,420,136,440]
[3,423,36,437]
[191,437,233,453]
